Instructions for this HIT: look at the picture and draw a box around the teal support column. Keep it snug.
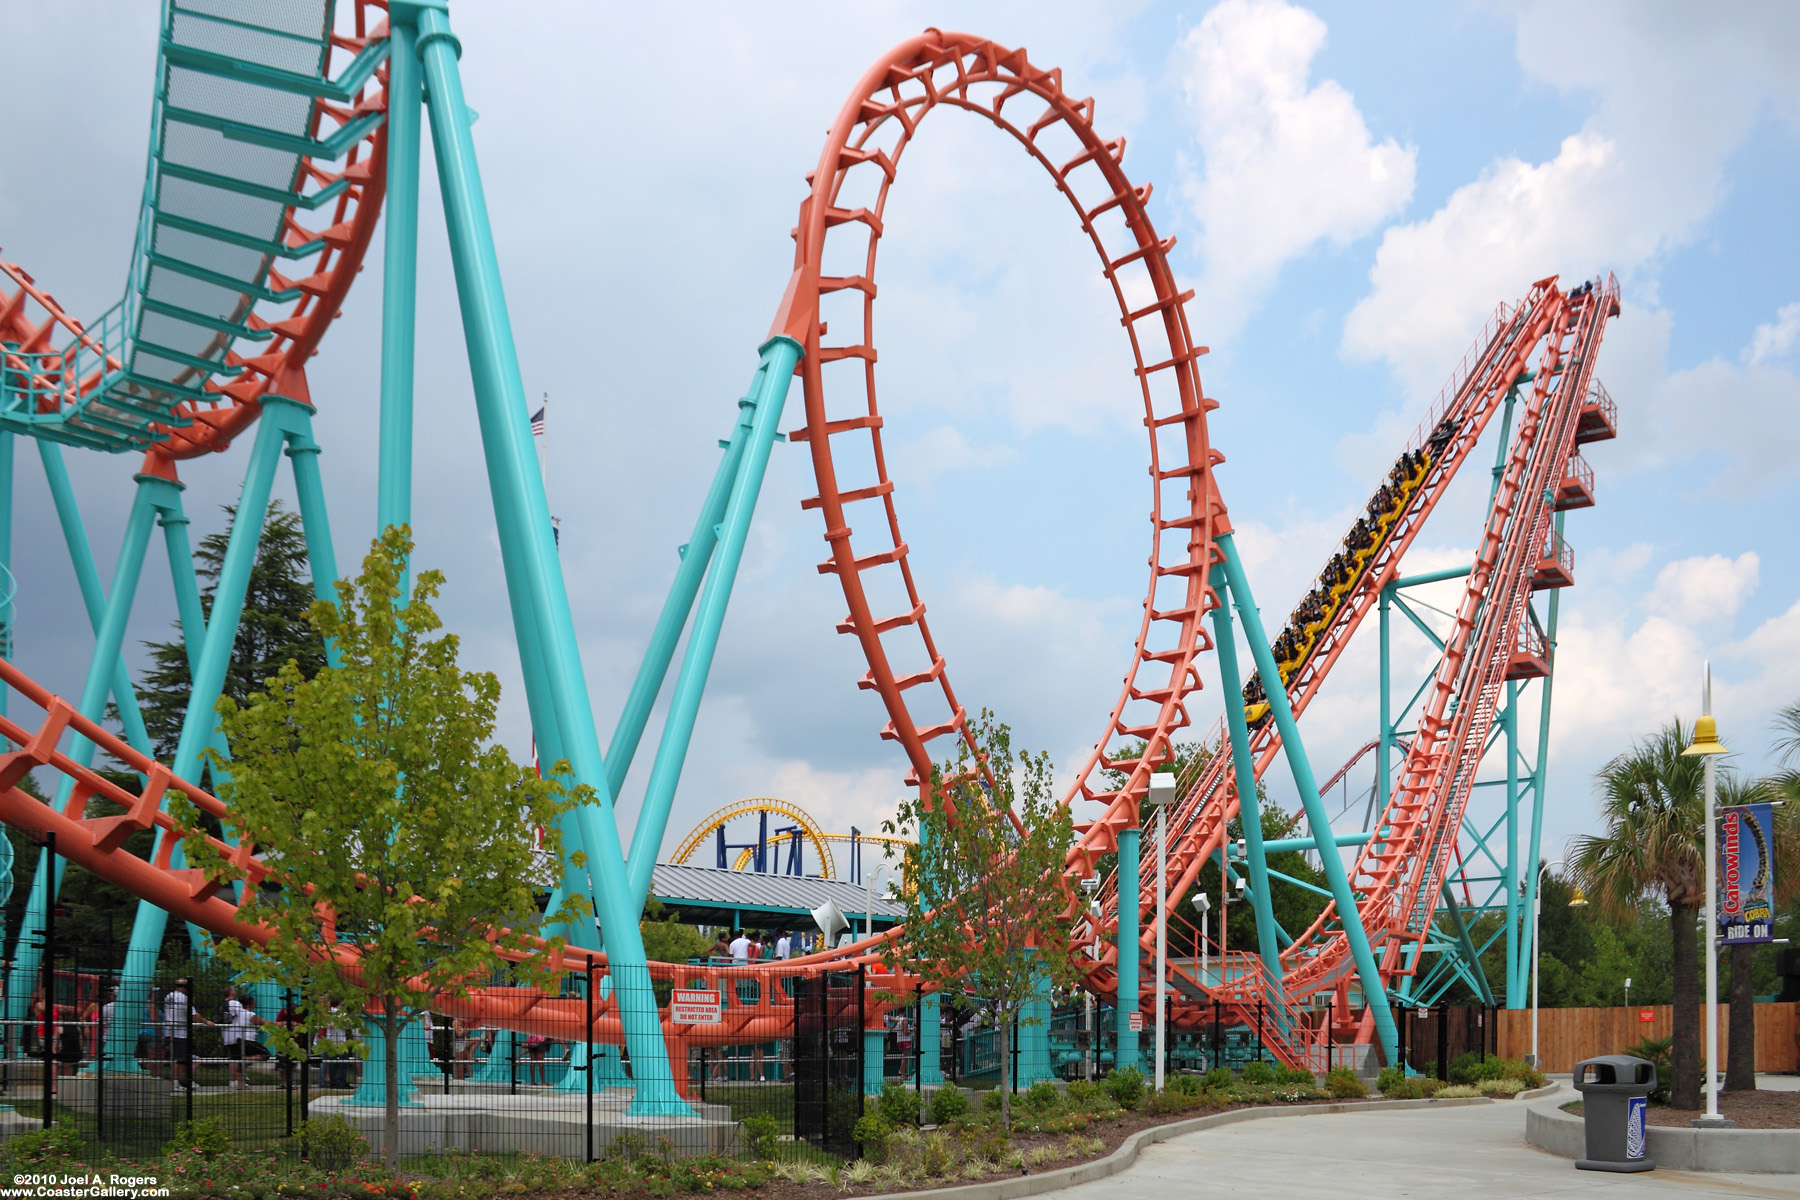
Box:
[1502,682,1521,1001]
[1115,826,1140,1071]
[864,1028,886,1095]
[918,992,943,1085]
[626,338,801,905]
[1206,566,1282,989]
[284,428,342,668]
[604,408,752,799]
[1215,532,1398,1062]
[112,401,296,1072]
[1014,975,1053,1088]
[10,473,162,1030]
[36,443,154,763]
[377,11,422,557]
[1378,584,1392,814]
[1515,535,1562,1009]
[554,972,628,1089]
[1440,883,1494,1006]
[415,6,683,1113]
[347,1018,422,1109]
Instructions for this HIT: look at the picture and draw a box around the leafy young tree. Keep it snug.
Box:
[175,527,583,1166]
[134,500,326,772]
[881,711,1081,1129]
[1569,720,1708,1109]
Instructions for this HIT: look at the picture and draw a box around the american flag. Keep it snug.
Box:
[530,405,546,437]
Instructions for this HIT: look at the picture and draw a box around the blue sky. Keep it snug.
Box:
[1,1,1796,876]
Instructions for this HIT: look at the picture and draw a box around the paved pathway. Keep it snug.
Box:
[1050,1090,1800,1200]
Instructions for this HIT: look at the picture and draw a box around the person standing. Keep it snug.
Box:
[221,985,261,1091]
[164,978,214,1092]
[728,930,751,963]
[774,931,791,961]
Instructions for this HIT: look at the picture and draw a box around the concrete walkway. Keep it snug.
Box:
[1048,1092,1800,1199]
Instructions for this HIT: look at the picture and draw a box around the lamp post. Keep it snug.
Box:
[1683,661,1731,1128]
[865,864,892,940]
[1192,892,1211,983]
[1145,773,1176,1093]
[1624,977,1631,1010]
[1531,859,1587,1067]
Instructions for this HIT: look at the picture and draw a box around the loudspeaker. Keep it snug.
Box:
[811,898,849,944]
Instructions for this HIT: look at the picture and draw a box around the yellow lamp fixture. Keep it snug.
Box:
[1567,886,1589,908]
[1683,714,1728,757]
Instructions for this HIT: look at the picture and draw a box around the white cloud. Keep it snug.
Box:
[1343,4,1800,400]
[1748,302,1800,365]
[891,426,1019,490]
[1178,0,1414,344]
[1645,552,1760,625]
[1343,132,1616,397]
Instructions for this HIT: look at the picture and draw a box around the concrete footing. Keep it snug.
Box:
[310,1089,740,1160]
[1525,1086,1800,1172]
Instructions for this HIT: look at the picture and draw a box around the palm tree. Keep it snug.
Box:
[1569,720,1706,1109]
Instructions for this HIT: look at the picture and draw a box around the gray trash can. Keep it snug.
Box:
[1572,1054,1657,1172]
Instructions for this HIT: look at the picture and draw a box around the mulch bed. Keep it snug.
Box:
[1564,1090,1800,1130]
[1645,1090,1800,1130]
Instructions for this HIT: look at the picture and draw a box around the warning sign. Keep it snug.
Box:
[1638,1009,1655,1023]
[1128,1012,1144,1032]
[672,989,721,1024]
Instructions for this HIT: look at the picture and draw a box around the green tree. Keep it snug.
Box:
[175,527,582,1166]
[1569,720,1708,1109]
[881,710,1081,1129]
[134,500,325,773]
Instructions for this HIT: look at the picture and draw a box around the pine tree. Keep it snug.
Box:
[136,500,324,772]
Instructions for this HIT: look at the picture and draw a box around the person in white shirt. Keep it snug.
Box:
[774,932,791,960]
[220,985,261,1091]
[728,931,751,962]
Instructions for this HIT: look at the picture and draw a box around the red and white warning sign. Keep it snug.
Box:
[1128,1012,1144,1032]
[672,989,721,1024]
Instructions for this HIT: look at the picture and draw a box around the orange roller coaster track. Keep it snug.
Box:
[0,9,1620,1095]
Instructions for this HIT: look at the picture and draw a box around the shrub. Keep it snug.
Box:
[298,1114,368,1171]
[1043,1112,1091,1133]
[1385,1078,1427,1100]
[1448,1051,1508,1084]
[1105,1065,1145,1110]
[853,1114,892,1162]
[981,1088,1004,1113]
[739,1115,779,1159]
[1376,1066,1406,1095]
[1204,1066,1234,1090]
[1324,1067,1367,1099]
[1167,1073,1204,1096]
[164,1117,231,1159]
[930,1087,971,1125]
[878,1081,920,1128]
[1479,1078,1527,1097]
[1625,1036,1672,1104]
[1064,1079,1099,1105]
[1277,1063,1316,1086]
[1240,1060,1276,1085]
[1434,1084,1482,1099]
[2,1122,83,1169]
[1022,1079,1061,1114]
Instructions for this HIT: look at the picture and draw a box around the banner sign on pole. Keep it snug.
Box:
[1720,803,1775,944]
[1128,1012,1144,1032]
[672,989,722,1024]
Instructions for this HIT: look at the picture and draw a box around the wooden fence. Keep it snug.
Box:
[1495,1003,1800,1074]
